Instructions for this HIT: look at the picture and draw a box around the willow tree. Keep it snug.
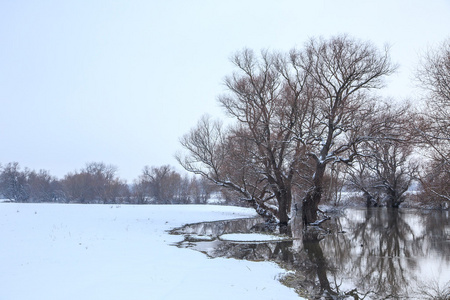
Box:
[178,35,396,227]
[347,103,418,208]
[178,49,310,225]
[295,36,396,224]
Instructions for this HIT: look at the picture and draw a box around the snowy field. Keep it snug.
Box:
[0,203,301,300]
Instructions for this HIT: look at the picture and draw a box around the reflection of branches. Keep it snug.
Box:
[414,279,450,300]
[211,240,293,262]
[344,209,414,296]
[321,208,450,298]
[421,210,450,261]
[173,209,450,299]
[304,241,334,297]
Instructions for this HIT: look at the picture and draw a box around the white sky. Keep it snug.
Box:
[1,0,449,182]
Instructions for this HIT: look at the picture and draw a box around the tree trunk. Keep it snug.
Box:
[302,186,322,225]
[386,195,402,208]
[364,191,378,207]
[386,188,404,208]
[302,163,326,225]
[277,188,292,226]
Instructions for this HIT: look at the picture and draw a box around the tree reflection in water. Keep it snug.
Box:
[171,208,450,299]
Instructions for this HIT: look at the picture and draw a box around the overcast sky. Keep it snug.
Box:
[1,0,449,182]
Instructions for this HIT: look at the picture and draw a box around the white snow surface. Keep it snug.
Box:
[220,233,292,242]
[0,203,301,300]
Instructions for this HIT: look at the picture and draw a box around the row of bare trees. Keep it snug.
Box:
[132,165,216,204]
[177,35,449,227]
[0,162,217,204]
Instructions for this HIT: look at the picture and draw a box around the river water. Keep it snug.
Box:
[171,208,450,299]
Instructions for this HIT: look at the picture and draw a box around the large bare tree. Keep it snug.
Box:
[178,35,397,228]
[291,36,397,224]
[178,48,310,225]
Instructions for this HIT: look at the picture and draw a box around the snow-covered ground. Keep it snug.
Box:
[0,203,301,300]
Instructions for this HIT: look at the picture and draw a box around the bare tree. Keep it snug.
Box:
[62,171,91,203]
[178,35,397,228]
[348,140,419,208]
[62,162,125,203]
[178,46,311,225]
[0,162,29,202]
[188,176,214,204]
[347,102,418,208]
[137,165,182,204]
[291,35,397,224]
[132,175,152,204]
[84,162,124,203]
[415,38,450,204]
[27,169,58,202]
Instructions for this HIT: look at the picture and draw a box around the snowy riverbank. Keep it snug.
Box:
[0,203,301,300]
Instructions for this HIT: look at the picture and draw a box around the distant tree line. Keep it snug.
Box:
[0,162,221,204]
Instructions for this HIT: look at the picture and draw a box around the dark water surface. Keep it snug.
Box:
[171,208,450,299]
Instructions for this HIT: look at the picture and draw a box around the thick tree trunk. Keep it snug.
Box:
[302,186,322,225]
[386,188,404,208]
[302,163,326,225]
[386,195,402,208]
[277,188,292,226]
